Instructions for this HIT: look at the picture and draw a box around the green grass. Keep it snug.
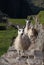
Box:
[9,19,25,25]
[31,11,44,24]
[38,11,44,24]
[0,30,18,56]
[0,11,44,56]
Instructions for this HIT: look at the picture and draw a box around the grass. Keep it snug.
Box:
[0,11,44,56]
[0,29,18,56]
[38,11,44,24]
[0,23,6,26]
[9,19,25,25]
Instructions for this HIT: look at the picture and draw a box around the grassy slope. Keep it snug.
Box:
[38,11,44,24]
[0,11,44,56]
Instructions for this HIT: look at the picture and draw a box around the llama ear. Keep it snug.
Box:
[17,25,19,29]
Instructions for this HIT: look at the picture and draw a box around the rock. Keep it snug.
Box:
[34,50,43,59]
[0,58,9,65]
[27,58,42,65]
[8,46,16,52]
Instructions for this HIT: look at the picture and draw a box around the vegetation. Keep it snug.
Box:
[38,11,44,24]
[0,11,44,56]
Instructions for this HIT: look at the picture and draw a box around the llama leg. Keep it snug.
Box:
[16,50,21,60]
[21,50,24,56]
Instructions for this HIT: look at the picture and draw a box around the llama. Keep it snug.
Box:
[24,19,38,52]
[24,19,38,40]
[13,25,31,59]
[24,19,34,36]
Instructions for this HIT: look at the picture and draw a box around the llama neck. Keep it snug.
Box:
[24,23,29,34]
[17,34,22,39]
[26,23,29,30]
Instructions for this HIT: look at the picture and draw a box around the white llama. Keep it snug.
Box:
[24,19,38,39]
[13,25,31,59]
[24,19,38,51]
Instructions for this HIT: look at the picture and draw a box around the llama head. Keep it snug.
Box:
[17,25,24,35]
[25,19,31,29]
[25,19,31,25]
